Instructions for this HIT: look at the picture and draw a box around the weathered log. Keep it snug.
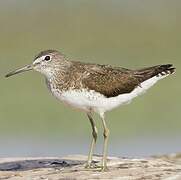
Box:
[0,153,180,180]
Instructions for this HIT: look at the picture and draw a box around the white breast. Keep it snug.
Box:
[48,74,168,115]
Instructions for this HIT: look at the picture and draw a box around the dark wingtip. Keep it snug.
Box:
[160,64,173,69]
[168,67,176,74]
[159,64,176,75]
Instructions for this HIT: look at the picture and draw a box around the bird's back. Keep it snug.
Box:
[70,62,175,98]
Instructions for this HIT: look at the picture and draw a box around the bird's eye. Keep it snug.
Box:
[44,56,51,61]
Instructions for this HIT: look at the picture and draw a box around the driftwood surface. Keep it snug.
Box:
[0,154,180,180]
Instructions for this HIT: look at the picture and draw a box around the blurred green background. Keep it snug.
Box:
[0,0,180,157]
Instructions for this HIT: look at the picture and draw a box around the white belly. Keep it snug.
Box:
[49,74,167,114]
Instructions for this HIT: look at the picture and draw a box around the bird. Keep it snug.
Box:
[5,49,175,171]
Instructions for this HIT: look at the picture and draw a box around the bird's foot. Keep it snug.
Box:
[84,163,91,169]
[100,165,109,172]
[85,163,109,171]
[85,162,99,169]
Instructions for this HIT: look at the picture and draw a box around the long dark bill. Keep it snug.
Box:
[5,65,33,78]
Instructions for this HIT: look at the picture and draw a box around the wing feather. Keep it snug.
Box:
[82,64,139,97]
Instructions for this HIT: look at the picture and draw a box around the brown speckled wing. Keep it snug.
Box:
[82,64,139,98]
[82,64,175,98]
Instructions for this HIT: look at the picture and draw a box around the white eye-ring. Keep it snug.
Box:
[44,55,51,61]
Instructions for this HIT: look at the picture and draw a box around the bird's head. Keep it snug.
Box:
[5,50,68,78]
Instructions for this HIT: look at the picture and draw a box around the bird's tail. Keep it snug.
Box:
[134,64,175,82]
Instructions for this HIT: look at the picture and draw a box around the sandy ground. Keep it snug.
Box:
[0,154,181,180]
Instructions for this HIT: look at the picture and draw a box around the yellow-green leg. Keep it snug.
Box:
[101,113,109,171]
[85,113,98,168]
